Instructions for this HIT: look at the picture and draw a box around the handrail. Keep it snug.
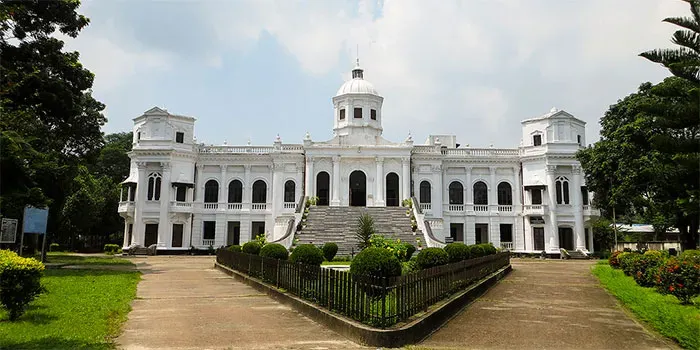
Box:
[412,196,423,215]
[423,220,446,248]
[269,218,295,246]
[295,195,307,214]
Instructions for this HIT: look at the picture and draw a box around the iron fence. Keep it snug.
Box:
[216,249,509,328]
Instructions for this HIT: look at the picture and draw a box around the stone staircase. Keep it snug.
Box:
[297,206,424,256]
[567,250,590,260]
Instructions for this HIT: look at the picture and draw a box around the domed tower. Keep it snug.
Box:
[331,59,384,138]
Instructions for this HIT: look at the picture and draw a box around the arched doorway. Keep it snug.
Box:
[349,170,366,206]
[385,172,400,206]
[316,172,330,206]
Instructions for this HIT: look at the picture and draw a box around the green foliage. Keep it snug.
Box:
[608,250,625,268]
[444,243,471,263]
[656,257,700,305]
[632,252,666,287]
[350,247,402,278]
[289,244,324,266]
[355,213,375,250]
[49,243,60,252]
[305,196,318,206]
[592,264,699,349]
[242,241,262,255]
[401,258,418,275]
[368,234,407,261]
[103,244,120,255]
[259,243,289,260]
[321,242,338,261]
[227,245,242,252]
[401,198,413,208]
[404,243,416,261]
[680,249,700,264]
[0,250,45,321]
[619,252,642,276]
[253,233,267,246]
[415,248,449,270]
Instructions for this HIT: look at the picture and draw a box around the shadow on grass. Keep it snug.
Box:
[0,336,112,350]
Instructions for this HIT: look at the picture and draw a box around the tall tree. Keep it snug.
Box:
[0,1,105,242]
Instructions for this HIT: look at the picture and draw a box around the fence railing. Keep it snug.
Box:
[216,250,509,328]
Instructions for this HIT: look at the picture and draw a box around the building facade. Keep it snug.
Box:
[118,61,600,253]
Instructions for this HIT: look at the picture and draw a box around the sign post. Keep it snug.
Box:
[0,218,18,244]
[21,206,49,260]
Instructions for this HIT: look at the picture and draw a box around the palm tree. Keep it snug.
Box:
[640,0,700,84]
[355,213,375,250]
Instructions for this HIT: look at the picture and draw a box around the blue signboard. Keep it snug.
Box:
[23,206,49,234]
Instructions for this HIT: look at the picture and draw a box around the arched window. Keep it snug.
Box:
[497,182,512,205]
[252,180,267,203]
[555,176,569,204]
[284,180,295,203]
[228,180,242,203]
[448,181,463,204]
[385,173,400,207]
[147,172,162,201]
[473,181,488,205]
[204,180,219,203]
[316,172,330,206]
[419,181,431,204]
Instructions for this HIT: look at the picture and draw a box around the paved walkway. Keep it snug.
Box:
[420,260,677,350]
[117,256,363,350]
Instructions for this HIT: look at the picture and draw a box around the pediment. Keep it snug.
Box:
[143,106,168,115]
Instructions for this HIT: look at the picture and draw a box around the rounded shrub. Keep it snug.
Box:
[415,247,449,270]
[680,249,700,264]
[444,243,470,263]
[0,250,45,320]
[480,243,498,256]
[289,244,324,266]
[619,252,641,276]
[227,245,242,252]
[608,251,624,268]
[242,241,262,255]
[404,243,416,261]
[633,252,666,287]
[656,257,700,305]
[350,247,402,278]
[321,242,338,261]
[468,244,486,258]
[259,243,289,260]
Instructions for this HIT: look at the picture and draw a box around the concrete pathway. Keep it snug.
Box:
[117,256,363,350]
[420,260,678,350]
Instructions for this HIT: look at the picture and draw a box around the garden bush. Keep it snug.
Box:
[368,234,408,261]
[608,250,624,268]
[103,244,120,254]
[350,247,402,278]
[618,252,640,276]
[444,243,470,263]
[479,243,498,256]
[259,243,289,260]
[227,245,242,252]
[680,249,700,264]
[632,251,666,287]
[49,243,60,252]
[289,244,324,266]
[404,243,416,261]
[321,242,338,261]
[0,250,45,321]
[415,247,449,270]
[655,257,700,305]
[242,241,262,255]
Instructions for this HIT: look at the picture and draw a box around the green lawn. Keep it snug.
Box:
[0,262,140,349]
[592,263,700,349]
[44,252,134,266]
[321,261,351,266]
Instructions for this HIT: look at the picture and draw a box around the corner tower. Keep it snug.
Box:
[331,59,384,139]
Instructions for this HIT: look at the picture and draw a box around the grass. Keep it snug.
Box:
[592,263,700,349]
[43,252,134,266]
[321,261,351,266]
[0,256,141,349]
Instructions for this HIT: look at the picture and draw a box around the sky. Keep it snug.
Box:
[63,0,688,148]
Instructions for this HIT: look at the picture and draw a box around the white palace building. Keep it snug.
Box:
[118,60,600,255]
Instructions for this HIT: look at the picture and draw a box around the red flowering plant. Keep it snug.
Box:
[655,257,700,305]
[608,251,624,268]
[632,251,667,287]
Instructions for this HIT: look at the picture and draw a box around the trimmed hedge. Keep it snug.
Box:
[0,250,45,320]
[350,247,402,278]
[104,244,120,254]
[259,243,289,260]
[289,244,324,266]
[322,242,338,261]
[444,243,470,263]
[227,245,242,252]
[415,247,449,270]
[656,257,700,304]
[242,241,262,255]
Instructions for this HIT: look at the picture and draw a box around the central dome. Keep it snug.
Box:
[335,59,379,96]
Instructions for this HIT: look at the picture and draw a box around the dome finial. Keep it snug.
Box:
[352,48,364,80]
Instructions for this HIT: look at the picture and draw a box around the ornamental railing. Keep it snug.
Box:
[216,250,509,328]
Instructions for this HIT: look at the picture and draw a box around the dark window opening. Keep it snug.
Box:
[251,221,265,239]
[316,172,330,206]
[252,180,267,203]
[450,223,464,242]
[172,224,183,247]
[419,181,431,204]
[531,189,542,205]
[227,221,240,245]
[228,180,242,203]
[563,181,570,204]
[144,224,158,247]
[354,107,362,119]
[385,173,400,207]
[203,221,215,240]
[475,224,488,244]
[137,132,141,141]
[154,177,161,200]
[497,182,512,205]
[176,186,187,202]
[500,224,513,243]
[473,181,488,205]
[176,132,184,143]
[555,181,563,204]
[581,186,589,205]
[147,177,154,200]
[533,134,542,146]
[448,182,464,204]
[370,109,377,120]
[204,180,219,203]
[284,180,295,202]
[339,109,346,120]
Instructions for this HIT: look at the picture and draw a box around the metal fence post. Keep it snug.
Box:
[381,277,387,328]
[276,259,281,288]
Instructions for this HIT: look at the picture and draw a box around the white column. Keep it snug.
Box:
[546,165,559,252]
[513,166,523,250]
[122,221,130,247]
[375,157,385,206]
[465,166,472,205]
[587,226,594,253]
[133,162,148,246]
[331,156,340,206]
[401,157,410,201]
[272,163,283,215]
[305,156,314,198]
[158,163,171,247]
[573,165,585,250]
[243,164,251,211]
[195,164,205,205]
[489,166,497,210]
[434,164,443,217]
[219,165,227,206]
